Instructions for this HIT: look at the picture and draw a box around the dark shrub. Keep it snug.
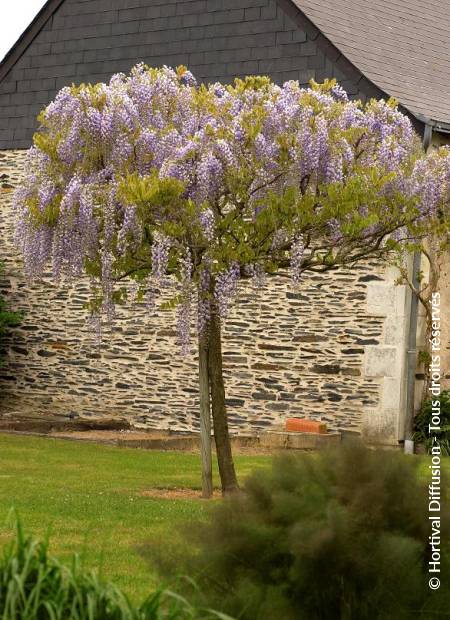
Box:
[413,391,450,456]
[179,443,450,620]
[0,523,232,620]
[0,262,22,365]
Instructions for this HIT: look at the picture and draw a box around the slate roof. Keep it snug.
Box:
[294,0,450,128]
[0,0,449,145]
[0,0,65,82]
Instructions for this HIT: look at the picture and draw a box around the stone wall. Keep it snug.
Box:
[1,148,403,438]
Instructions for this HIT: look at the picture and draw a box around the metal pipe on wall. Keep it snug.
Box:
[403,122,433,453]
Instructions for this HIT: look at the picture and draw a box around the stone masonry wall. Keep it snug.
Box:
[1,148,393,436]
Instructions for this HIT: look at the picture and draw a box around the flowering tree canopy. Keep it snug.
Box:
[14,64,448,353]
[14,64,450,493]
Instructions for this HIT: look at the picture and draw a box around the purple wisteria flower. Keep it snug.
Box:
[14,65,448,355]
[199,208,215,241]
[215,263,240,319]
[197,264,211,336]
[177,248,193,355]
[151,233,171,283]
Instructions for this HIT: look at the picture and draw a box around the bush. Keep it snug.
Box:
[413,391,450,455]
[0,262,22,365]
[0,523,232,620]
[176,444,450,620]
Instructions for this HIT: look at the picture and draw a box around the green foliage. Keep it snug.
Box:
[0,521,232,620]
[418,350,432,367]
[0,263,22,365]
[119,172,186,221]
[174,444,450,620]
[413,391,450,455]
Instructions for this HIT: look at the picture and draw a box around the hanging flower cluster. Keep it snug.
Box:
[14,65,450,353]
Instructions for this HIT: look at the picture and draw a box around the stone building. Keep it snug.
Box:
[0,0,449,444]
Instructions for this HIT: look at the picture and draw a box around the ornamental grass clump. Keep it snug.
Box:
[0,522,231,620]
[176,443,450,620]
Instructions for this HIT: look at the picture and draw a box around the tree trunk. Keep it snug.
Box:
[198,332,213,498]
[208,309,239,495]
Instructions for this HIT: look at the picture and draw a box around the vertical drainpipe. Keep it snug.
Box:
[403,122,433,452]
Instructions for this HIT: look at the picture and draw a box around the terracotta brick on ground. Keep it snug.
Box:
[285,418,327,434]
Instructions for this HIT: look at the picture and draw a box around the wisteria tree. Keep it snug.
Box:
[15,65,450,495]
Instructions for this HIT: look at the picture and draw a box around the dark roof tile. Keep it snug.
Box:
[293,0,450,124]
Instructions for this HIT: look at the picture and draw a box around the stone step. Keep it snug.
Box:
[259,430,341,450]
[0,425,341,452]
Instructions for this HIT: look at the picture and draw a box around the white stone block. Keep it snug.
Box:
[382,377,402,410]
[364,346,397,377]
[366,283,395,316]
[361,408,398,444]
[385,266,401,283]
[393,284,408,317]
[384,316,406,346]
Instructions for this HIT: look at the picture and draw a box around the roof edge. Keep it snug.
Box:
[0,0,65,83]
[284,0,428,132]
[279,2,385,96]
[412,112,450,135]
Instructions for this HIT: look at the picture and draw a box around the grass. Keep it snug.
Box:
[1,432,448,605]
[0,433,271,602]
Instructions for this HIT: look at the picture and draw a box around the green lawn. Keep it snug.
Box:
[1,433,448,604]
[0,433,271,602]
